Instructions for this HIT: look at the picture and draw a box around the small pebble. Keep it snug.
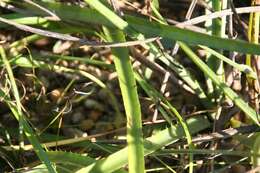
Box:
[89,110,102,122]
[49,88,63,102]
[80,119,95,131]
[62,128,85,138]
[84,99,104,111]
[71,112,85,124]
[94,122,114,132]
[231,165,246,173]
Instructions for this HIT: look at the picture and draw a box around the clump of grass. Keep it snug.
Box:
[0,0,259,173]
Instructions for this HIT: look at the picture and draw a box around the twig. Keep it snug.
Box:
[0,1,30,15]
[3,127,126,151]
[130,48,195,94]
[172,0,198,55]
[176,6,260,27]
[23,0,60,21]
[228,0,248,40]
[192,125,260,143]
[185,0,198,19]
[110,0,124,17]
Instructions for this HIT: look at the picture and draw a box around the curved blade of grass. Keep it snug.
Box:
[9,1,260,55]
[127,4,213,110]
[84,1,145,172]
[252,133,260,168]
[84,0,128,30]
[0,47,57,173]
[179,42,260,125]
[13,56,123,127]
[75,116,210,173]
[156,148,259,157]
[102,27,145,173]
[48,151,128,173]
[200,45,257,79]
[148,41,213,109]
[125,15,260,55]
[204,0,224,105]
[138,5,213,109]
[0,15,48,28]
[135,72,195,173]
[87,0,212,108]
[24,151,127,173]
[33,53,114,69]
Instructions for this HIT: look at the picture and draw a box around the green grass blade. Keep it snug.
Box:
[47,151,127,173]
[75,116,210,173]
[84,0,127,30]
[102,27,145,173]
[156,148,258,157]
[13,56,122,127]
[179,42,260,125]
[9,1,260,55]
[204,0,224,105]
[135,72,195,173]
[125,15,260,55]
[34,53,114,69]
[252,133,260,168]
[200,45,257,79]
[0,47,57,173]
[84,1,145,172]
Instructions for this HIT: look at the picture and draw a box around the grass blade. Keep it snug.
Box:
[10,1,260,55]
[0,47,56,173]
[102,27,145,173]
[84,1,146,172]
[179,42,260,125]
[75,116,210,173]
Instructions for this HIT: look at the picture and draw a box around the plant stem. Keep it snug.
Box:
[103,27,145,173]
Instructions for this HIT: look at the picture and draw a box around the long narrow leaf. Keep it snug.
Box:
[0,47,56,173]
[179,42,260,125]
[75,116,210,173]
[9,1,260,55]
[102,27,145,173]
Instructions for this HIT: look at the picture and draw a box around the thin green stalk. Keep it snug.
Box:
[103,27,145,173]
[7,1,260,55]
[246,0,260,116]
[166,104,194,173]
[13,56,123,128]
[212,0,222,37]
[205,2,226,171]
[200,45,257,79]
[34,54,114,69]
[156,149,259,157]
[0,14,49,28]
[75,116,210,173]
[252,133,260,168]
[205,0,224,104]
[135,72,195,173]
[84,0,127,30]
[179,42,260,125]
[83,1,145,172]
[0,46,56,173]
